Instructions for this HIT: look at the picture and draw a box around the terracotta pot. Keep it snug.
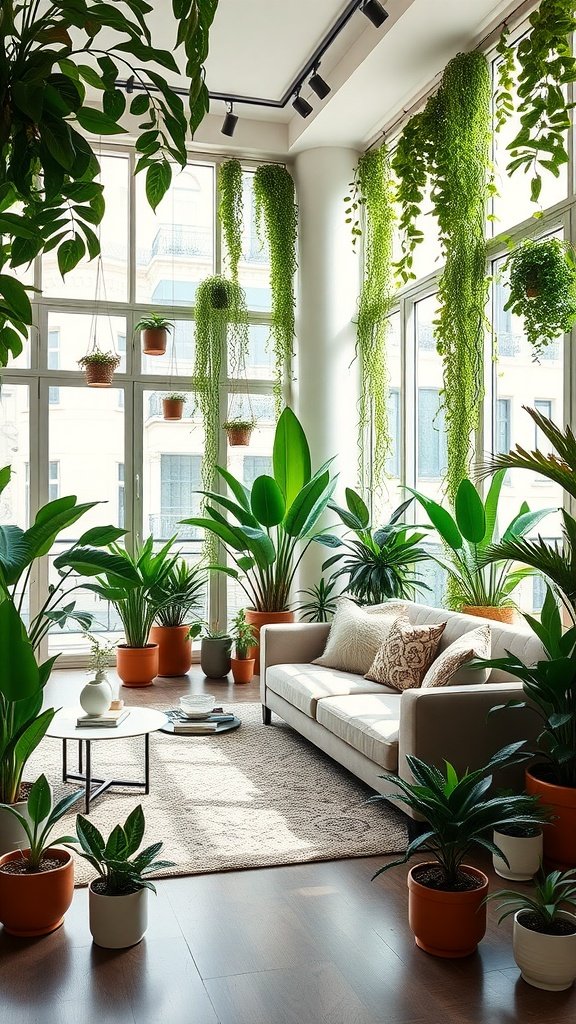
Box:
[513,910,576,991]
[149,624,192,677]
[0,848,74,937]
[116,643,159,688]
[200,637,232,678]
[231,656,255,684]
[142,327,167,355]
[162,397,184,421]
[84,362,116,387]
[462,605,515,624]
[526,284,540,299]
[244,609,295,675]
[492,827,543,881]
[526,767,576,869]
[89,882,148,948]
[226,424,253,446]
[407,863,488,958]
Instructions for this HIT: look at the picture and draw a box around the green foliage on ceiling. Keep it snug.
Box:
[218,159,243,282]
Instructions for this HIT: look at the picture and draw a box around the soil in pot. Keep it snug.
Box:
[526,765,576,869]
[116,643,159,687]
[407,862,488,958]
[0,848,74,936]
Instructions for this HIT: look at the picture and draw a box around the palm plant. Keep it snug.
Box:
[296,576,340,622]
[316,492,431,604]
[372,743,546,888]
[408,471,551,610]
[488,868,576,933]
[152,560,206,628]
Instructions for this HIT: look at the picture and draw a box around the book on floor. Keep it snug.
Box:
[173,720,220,734]
[76,709,130,728]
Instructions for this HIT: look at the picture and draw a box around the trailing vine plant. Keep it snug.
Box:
[494,26,517,134]
[503,237,576,358]
[351,146,396,496]
[392,108,435,284]
[253,164,298,409]
[219,159,244,282]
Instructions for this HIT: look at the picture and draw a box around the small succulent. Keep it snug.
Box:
[78,349,120,367]
[134,312,174,332]
[165,393,187,402]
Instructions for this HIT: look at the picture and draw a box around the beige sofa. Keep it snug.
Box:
[260,602,544,817]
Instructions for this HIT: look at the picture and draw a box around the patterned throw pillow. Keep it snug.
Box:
[313,598,406,676]
[421,624,491,688]
[364,616,446,691]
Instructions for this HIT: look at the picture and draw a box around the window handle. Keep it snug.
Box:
[135,473,140,499]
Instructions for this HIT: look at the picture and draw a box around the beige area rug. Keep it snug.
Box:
[26,702,407,886]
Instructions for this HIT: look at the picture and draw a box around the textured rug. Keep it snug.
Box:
[26,702,407,886]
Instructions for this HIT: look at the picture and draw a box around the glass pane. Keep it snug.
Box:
[0,383,30,624]
[227,323,274,381]
[142,319,195,376]
[376,312,403,519]
[46,312,127,373]
[48,386,125,655]
[415,296,446,497]
[136,163,214,306]
[222,171,272,312]
[42,153,129,302]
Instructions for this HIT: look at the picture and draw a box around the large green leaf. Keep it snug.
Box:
[237,526,276,568]
[181,517,247,553]
[215,465,251,512]
[345,488,370,529]
[407,489,463,550]
[0,601,40,702]
[455,479,486,544]
[23,498,100,559]
[251,476,285,527]
[27,775,52,825]
[54,547,141,582]
[273,408,311,507]
[77,525,126,547]
[0,525,31,583]
[12,708,56,768]
[284,471,331,539]
[0,465,10,495]
[502,507,553,541]
[481,470,505,547]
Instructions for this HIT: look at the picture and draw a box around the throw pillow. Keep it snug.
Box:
[312,598,406,676]
[365,616,446,691]
[421,624,491,688]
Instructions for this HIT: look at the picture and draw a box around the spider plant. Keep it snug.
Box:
[152,560,206,628]
[296,576,340,622]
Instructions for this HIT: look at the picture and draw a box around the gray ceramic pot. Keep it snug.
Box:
[200,637,232,678]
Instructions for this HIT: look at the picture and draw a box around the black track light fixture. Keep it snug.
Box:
[308,66,331,101]
[292,90,313,118]
[221,101,238,137]
[360,0,388,29]
[125,75,135,94]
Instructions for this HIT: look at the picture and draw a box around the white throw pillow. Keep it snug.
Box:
[313,598,406,676]
[421,624,491,688]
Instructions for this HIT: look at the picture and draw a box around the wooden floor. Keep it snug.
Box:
[1,666,575,1023]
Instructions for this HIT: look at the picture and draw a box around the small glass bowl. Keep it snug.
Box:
[179,694,215,719]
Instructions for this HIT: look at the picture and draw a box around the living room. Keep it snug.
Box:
[1,1,575,1021]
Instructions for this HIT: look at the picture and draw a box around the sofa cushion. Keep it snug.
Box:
[421,624,491,687]
[312,597,405,675]
[266,663,389,719]
[316,693,401,771]
[365,616,446,690]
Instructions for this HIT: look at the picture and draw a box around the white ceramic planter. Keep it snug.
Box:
[513,910,576,991]
[0,799,28,855]
[493,828,543,881]
[89,884,148,948]
[80,671,112,716]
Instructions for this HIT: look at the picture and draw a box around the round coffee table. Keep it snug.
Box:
[47,707,167,814]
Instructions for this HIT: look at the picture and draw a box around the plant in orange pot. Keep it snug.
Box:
[149,559,206,676]
[230,609,258,684]
[135,312,175,356]
[372,743,545,958]
[0,775,83,937]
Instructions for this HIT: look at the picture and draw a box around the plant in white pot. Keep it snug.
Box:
[488,869,576,991]
[79,632,117,716]
[74,805,174,949]
[492,821,544,882]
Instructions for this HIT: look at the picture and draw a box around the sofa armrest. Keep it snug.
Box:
[260,623,330,704]
[398,683,539,790]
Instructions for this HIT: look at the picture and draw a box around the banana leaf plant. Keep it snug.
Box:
[0,465,139,651]
[315,491,431,604]
[408,471,552,610]
[182,408,337,612]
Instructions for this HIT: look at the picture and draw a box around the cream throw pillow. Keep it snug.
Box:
[365,615,446,691]
[421,624,491,688]
[313,598,406,676]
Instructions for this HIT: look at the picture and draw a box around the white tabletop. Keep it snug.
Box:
[47,706,167,741]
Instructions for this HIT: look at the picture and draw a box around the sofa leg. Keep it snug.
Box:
[262,705,272,725]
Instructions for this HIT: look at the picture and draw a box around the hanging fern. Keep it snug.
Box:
[219,159,244,281]
[253,164,298,409]
[433,51,492,504]
[353,146,396,496]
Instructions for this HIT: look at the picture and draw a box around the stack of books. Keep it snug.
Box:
[167,707,235,735]
[76,709,130,728]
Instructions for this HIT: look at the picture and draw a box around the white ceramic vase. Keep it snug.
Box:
[79,671,112,716]
[492,828,543,881]
[513,910,576,991]
[89,884,148,948]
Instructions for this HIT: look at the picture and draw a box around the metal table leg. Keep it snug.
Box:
[145,732,150,794]
[60,733,151,814]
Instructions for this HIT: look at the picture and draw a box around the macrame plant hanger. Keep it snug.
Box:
[225,332,255,446]
[161,186,186,421]
[82,145,119,388]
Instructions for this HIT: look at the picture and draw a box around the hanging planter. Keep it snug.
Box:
[78,350,120,388]
[502,238,576,359]
[162,393,186,421]
[135,313,175,356]
[224,419,255,446]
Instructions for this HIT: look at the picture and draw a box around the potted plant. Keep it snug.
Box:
[149,560,206,676]
[183,408,337,673]
[409,471,551,619]
[88,537,179,688]
[316,492,432,604]
[492,821,544,882]
[223,418,255,447]
[488,869,576,991]
[74,805,174,949]
[296,575,340,623]
[502,238,576,359]
[200,623,233,679]
[135,313,175,356]
[230,609,258,684]
[0,775,82,936]
[162,393,187,420]
[372,743,546,958]
[78,349,121,387]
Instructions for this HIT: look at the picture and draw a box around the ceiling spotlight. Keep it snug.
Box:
[125,75,135,94]
[292,91,313,118]
[308,67,331,101]
[360,0,388,28]
[221,101,238,137]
